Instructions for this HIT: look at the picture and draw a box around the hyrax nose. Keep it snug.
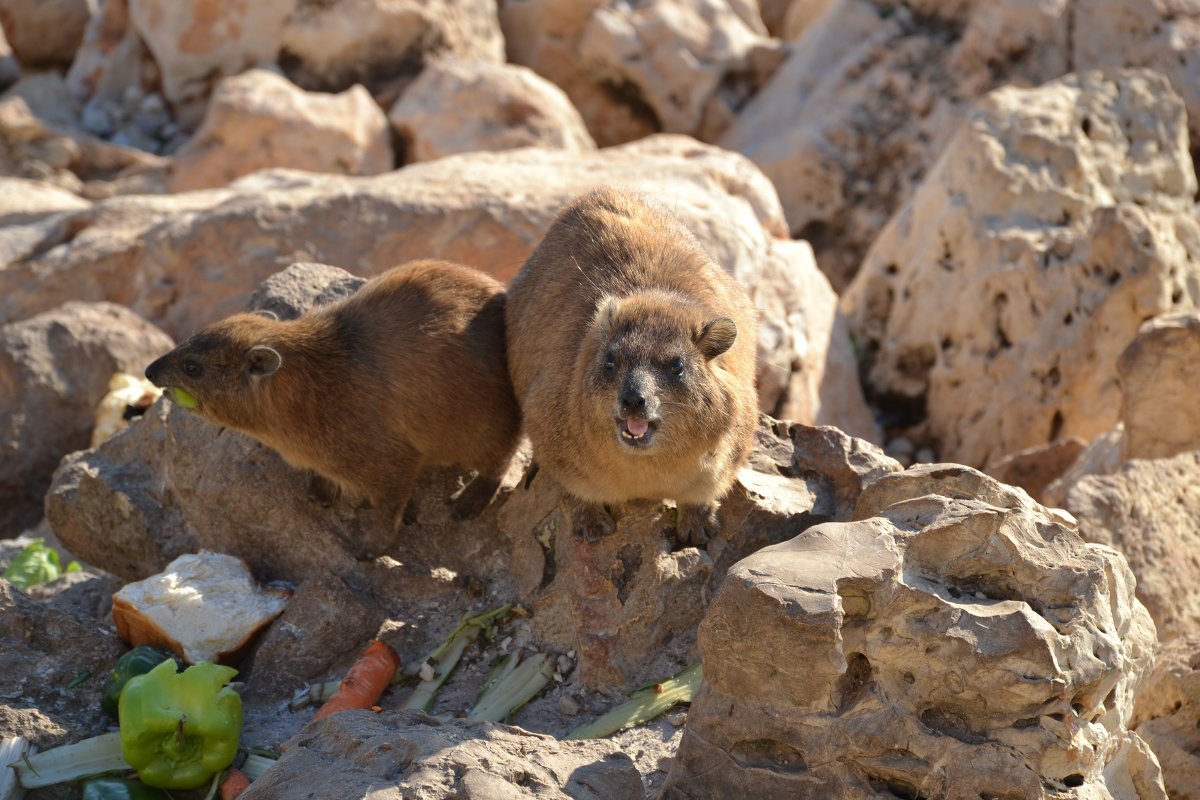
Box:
[144,360,159,384]
[620,388,647,417]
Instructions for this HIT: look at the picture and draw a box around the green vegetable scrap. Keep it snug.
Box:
[2,538,81,590]
[118,659,242,790]
[81,777,169,800]
[102,645,179,717]
[566,662,702,739]
[167,387,198,409]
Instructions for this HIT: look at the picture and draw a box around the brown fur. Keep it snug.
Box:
[505,186,759,545]
[145,259,521,536]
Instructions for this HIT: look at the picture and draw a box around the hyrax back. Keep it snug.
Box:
[144,260,521,536]
[506,186,759,545]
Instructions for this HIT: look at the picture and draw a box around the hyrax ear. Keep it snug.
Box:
[251,308,279,321]
[696,316,737,359]
[246,345,282,377]
[593,295,621,341]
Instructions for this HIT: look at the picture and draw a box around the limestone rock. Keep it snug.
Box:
[0,301,173,537]
[664,464,1162,798]
[986,438,1088,506]
[0,177,89,224]
[499,0,657,147]
[169,68,392,192]
[1132,636,1200,800]
[841,69,1199,469]
[722,0,1200,291]
[128,0,295,109]
[0,135,871,433]
[241,710,642,799]
[500,415,898,689]
[390,57,595,163]
[281,0,503,93]
[0,579,123,746]
[577,0,782,142]
[1117,312,1200,462]
[0,0,90,69]
[1066,451,1200,641]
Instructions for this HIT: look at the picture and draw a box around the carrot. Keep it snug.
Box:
[220,768,252,800]
[312,640,401,721]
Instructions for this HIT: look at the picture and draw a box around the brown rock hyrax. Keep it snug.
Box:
[144,259,521,540]
[506,186,759,546]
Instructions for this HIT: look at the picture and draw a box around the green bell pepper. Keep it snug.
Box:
[101,645,179,717]
[118,659,242,790]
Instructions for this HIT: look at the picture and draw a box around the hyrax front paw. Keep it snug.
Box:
[675,503,719,548]
[569,500,617,543]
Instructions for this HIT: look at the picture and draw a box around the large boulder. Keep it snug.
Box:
[0,135,875,436]
[1066,451,1200,641]
[0,301,173,537]
[841,69,1199,469]
[1132,636,1200,800]
[129,0,296,110]
[664,464,1163,798]
[169,68,392,192]
[722,0,1200,291]
[1044,311,1200,507]
[280,0,504,93]
[390,57,595,163]
[46,261,897,692]
[241,710,642,799]
[499,0,780,147]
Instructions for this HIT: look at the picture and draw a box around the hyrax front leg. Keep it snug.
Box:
[675,503,720,548]
[567,497,617,543]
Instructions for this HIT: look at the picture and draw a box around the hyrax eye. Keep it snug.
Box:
[182,360,202,378]
[670,357,685,376]
[604,353,616,371]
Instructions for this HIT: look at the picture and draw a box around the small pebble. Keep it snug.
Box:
[665,710,688,727]
[418,662,435,682]
[915,447,936,463]
[885,437,915,458]
[557,694,581,716]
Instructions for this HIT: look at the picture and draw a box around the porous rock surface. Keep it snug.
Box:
[842,69,1200,469]
[169,68,392,192]
[241,710,642,800]
[1116,311,1200,462]
[0,135,874,437]
[499,0,779,146]
[1132,635,1200,800]
[390,57,596,163]
[129,0,295,108]
[281,0,504,93]
[0,301,174,537]
[722,0,1200,290]
[664,464,1163,798]
[1066,451,1200,641]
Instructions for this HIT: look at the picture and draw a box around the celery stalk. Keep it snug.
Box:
[7,732,130,788]
[566,662,702,739]
[467,653,554,722]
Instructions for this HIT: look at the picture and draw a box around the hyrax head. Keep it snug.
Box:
[143,312,283,429]
[582,291,738,454]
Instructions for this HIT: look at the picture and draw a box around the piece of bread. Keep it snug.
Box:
[112,551,290,664]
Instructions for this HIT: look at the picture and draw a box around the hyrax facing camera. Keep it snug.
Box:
[505,186,759,545]
[144,260,521,549]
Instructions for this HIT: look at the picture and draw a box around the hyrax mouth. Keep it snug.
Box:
[617,416,656,448]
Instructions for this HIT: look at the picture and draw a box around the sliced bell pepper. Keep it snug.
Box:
[118,659,242,790]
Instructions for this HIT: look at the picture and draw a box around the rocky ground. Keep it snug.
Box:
[2,0,1200,798]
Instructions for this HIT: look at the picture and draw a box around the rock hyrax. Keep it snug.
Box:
[144,259,521,541]
[506,186,759,545]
